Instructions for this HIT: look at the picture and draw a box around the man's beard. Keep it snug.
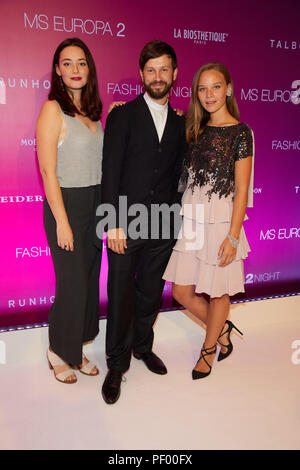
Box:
[144,80,173,100]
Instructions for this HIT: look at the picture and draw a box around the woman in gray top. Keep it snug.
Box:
[37,38,103,384]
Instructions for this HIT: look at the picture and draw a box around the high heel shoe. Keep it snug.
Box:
[73,355,99,376]
[192,344,217,380]
[47,348,77,384]
[217,320,243,362]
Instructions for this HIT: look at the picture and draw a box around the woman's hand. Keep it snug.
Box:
[57,221,74,252]
[218,237,237,267]
[108,101,126,114]
[107,228,127,254]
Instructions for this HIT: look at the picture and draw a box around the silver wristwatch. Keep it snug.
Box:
[227,234,239,249]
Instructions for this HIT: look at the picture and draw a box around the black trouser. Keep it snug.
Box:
[106,234,175,372]
[43,185,102,365]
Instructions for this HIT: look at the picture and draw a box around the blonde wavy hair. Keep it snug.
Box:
[186,63,240,143]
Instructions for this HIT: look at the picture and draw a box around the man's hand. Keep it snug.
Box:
[173,108,185,116]
[107,228,127,254]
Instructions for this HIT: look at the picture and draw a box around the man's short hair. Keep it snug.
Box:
[139,40,178,71]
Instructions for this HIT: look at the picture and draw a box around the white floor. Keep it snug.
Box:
[0,295,299,450]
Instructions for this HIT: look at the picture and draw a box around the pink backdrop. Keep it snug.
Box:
[0,0,300,328]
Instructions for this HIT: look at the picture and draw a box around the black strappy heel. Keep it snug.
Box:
[192,344,217,380]
[217,320,243,362]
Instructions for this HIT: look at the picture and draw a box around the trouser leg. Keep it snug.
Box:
[44,186,101,365]
[82,233,102,344]
[106,239,143,371]
[133,237,175,353]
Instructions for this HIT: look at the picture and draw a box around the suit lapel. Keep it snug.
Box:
[161,103,176,145]
[138,94,159,143]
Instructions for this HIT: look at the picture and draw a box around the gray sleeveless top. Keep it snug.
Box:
[56,109,103,188]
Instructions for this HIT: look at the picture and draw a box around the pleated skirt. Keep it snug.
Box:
[163,183,250,298]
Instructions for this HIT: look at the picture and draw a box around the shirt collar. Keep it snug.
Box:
[144,92,169,112]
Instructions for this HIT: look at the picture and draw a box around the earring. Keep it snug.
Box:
[59,76,64,90]
[227,88,232,97]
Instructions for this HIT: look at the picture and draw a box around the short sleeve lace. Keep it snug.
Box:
[235,125,253,161]
[180,123,254,201]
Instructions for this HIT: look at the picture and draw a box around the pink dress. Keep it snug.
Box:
[163,123,254,298]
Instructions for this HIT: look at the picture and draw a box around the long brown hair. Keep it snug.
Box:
[48,37,102,121]
[186,63,240,143]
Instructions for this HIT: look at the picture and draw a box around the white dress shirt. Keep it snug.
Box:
[143,92,168,142]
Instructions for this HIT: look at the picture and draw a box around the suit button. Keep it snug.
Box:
[150,190,154,196]
[158,145,162,153]
[154,168,158,174]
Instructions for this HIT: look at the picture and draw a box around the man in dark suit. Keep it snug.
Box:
[100,40,187,404]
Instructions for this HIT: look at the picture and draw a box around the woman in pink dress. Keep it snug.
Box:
[163,63,254,379]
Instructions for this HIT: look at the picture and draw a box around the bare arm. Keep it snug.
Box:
[229,156,253,238]
[36,101,74,251]
[218,156,252,267]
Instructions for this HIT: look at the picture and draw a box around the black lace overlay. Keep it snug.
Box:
[180,123,253,200]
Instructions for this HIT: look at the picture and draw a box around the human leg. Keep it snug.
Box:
[193,294,230,376]
[172,284,232,355]
[133,237,174,354]
[172,284,209,324]
[106,238,142,371]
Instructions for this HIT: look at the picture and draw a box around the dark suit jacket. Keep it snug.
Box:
[101,94,187,231]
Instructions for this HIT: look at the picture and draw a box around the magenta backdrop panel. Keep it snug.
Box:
[0,0,299,327]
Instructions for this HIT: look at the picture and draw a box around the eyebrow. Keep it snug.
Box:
[198,81,223,86]
[61,58,87,61]
[145,65,171,69]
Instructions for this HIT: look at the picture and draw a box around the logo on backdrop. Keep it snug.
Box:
[0,77,50,91]
[253,188,263,195]
[260,228,300,241]
[16,247,51,259]
[24,12,126,37]
[107,82,192,99]
[272,140,300,151]
[8,296,55,309]
[173,28,228,45]
[241,81,300,104]
[291,80,300,105]
[241,87,293,103]
[245,271,280,284]
[1,78,192,99]
[0,195,43,203]
[0,78,5,104]
[270,39,300,50]
[21,137,37,151]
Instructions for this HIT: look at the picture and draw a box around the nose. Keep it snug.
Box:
[72,62,79,74]
[206,88,214,98]
[154,70,161,82]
